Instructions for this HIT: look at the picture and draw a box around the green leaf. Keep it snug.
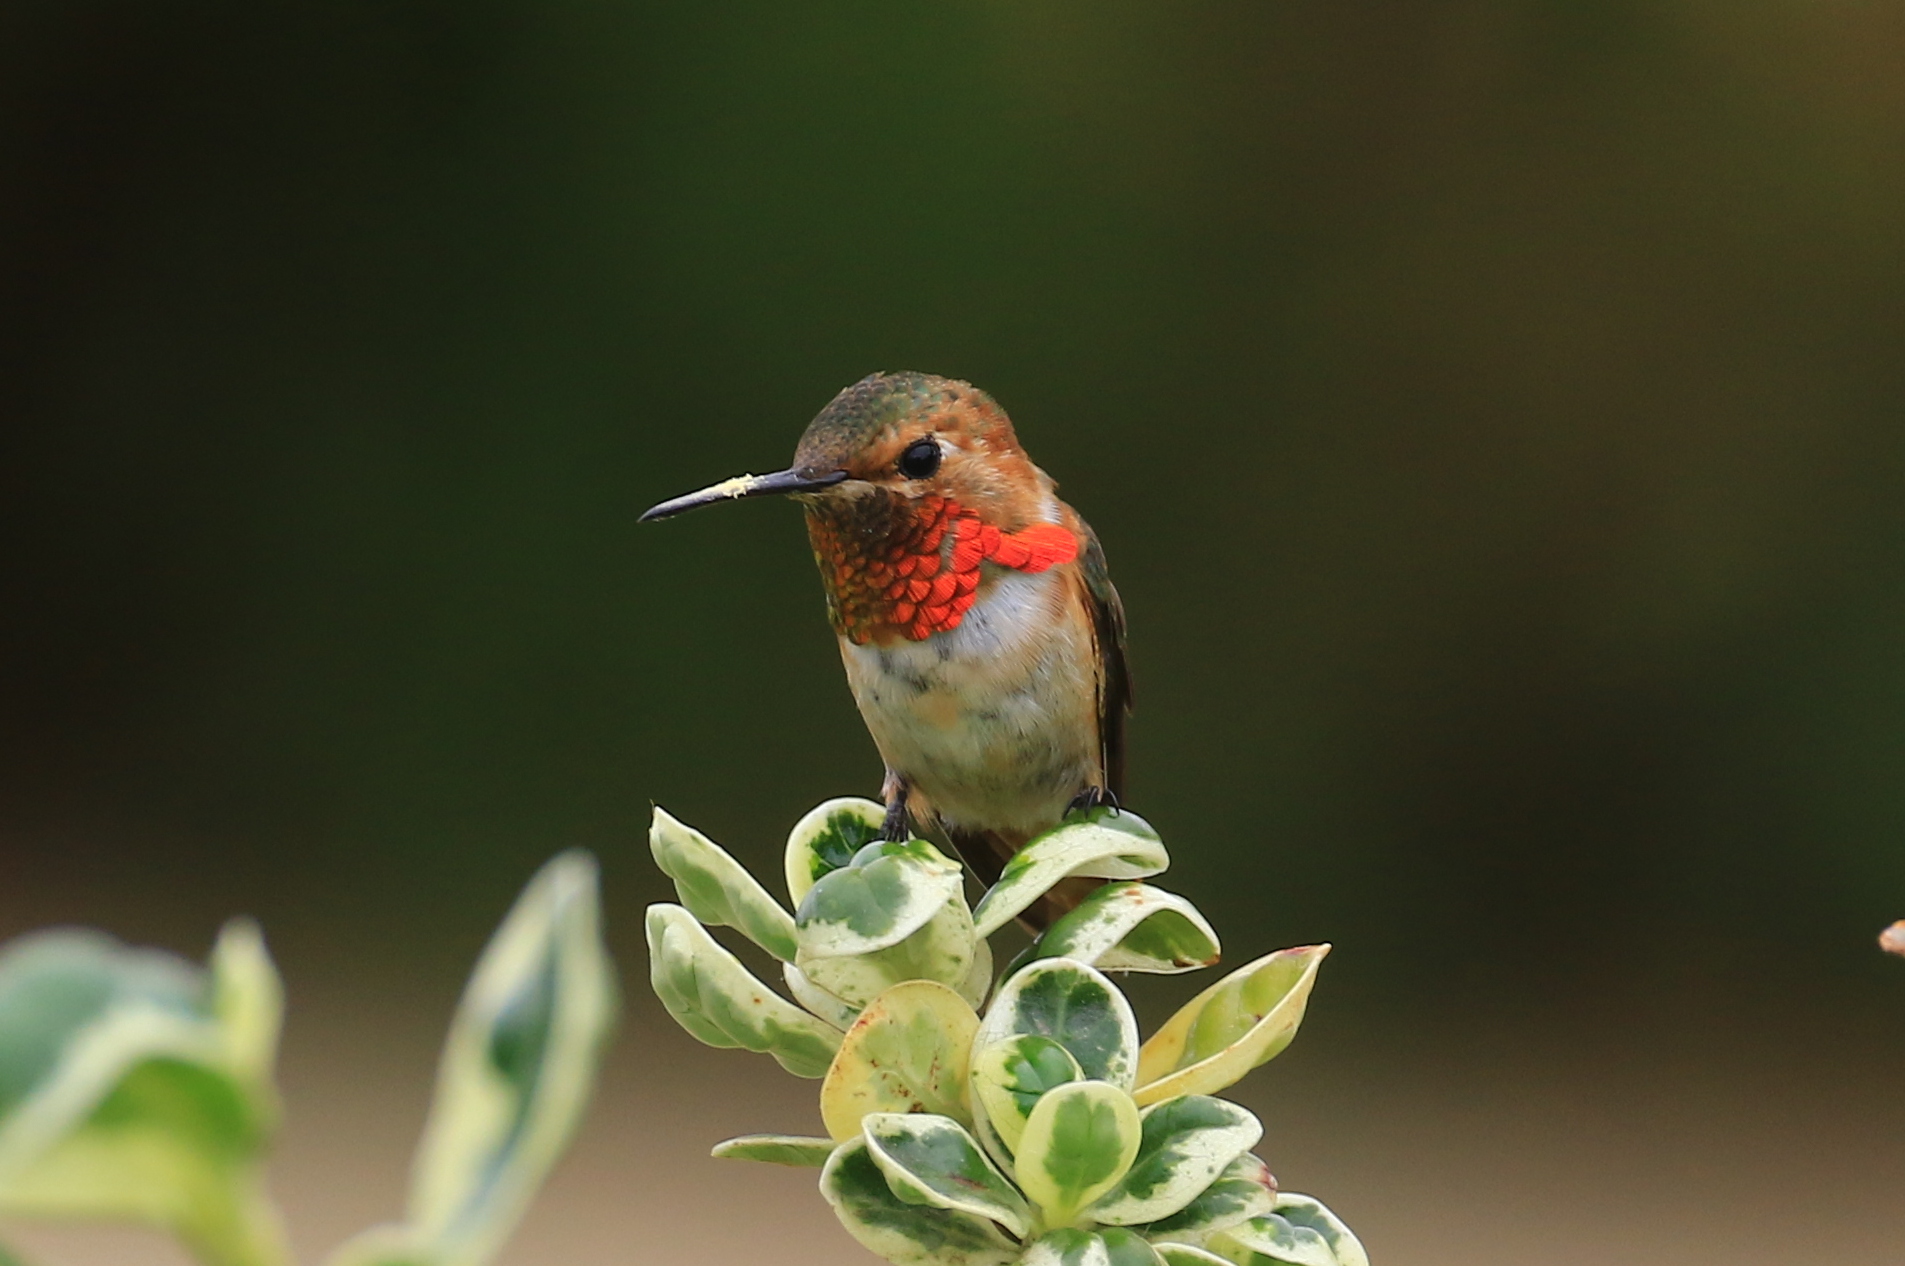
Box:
[1021,1227,1166,1266]
[972,809,1168,938]
[331,850,618,1266]
[820,981,978,1140]
[1030,884,1220,975]
[1209,1195,1367,1266]
[0,923,289,1266]
[1134,1152,1276,1243]
[862,1112,1031,1237]
[1134,947,1329,1107]
[784,797,888,906]
[649,805,798,961]
[1090,1096,1261,1227]
[970,1034,1083,1161]
[1099,1230,1170,1266]
[796,839,965,958]
[1014,1081,1141,1228]
[1151,1243,1233,1266]
[977,958,1140,1091]
[645,904,842,1078]
[820,1136,1020,1266]
[710,1133,836,1167]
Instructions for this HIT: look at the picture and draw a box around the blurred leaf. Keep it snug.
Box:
[0,923,289,1266]
[208,923,282,1096]
[650,805,798,961]
[1208,1195,1366,1266]
[820,981,978,1141]
[1134,947,1328,1107]
[1013,1081,1140,1229]
[0,1239,24,1266]
[972,810,1168,939]
[710,1134,836,1167]
[862,1111,1030,1238]
[784,798,887,907]
[1090,1096,1260,1228]
[820,1136,1019,1266]
[1030,884,1219,975]
[1022,1225,1166,1266]
[645,904,841,1078]
[970,1034,1082,1161]
[0,931,203,1119]
[978,959,1140,1091]
[330,850,617,1266]
[1134,1153,1275,1245]
[796,839,965,958]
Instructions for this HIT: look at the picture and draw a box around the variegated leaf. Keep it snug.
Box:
[1151,1243,1233,1266]
[798,890,978,1010]
[1134,947,1328,1106]
[862,1112,1031,1237]
[649,805,797,961]
[784,797,887,906]
[1135,1152,1276,1244]
[820,1136,1020,1266]
[972,809,1169,938]
[970,1034,1083,1160]
[1013,1081,1141,1228]
[1210,1194,1367,1266]
[710,1134,836,1167]
[820,981,978,1140]
[644,904,841,1078]
[1030,884,1220,975]
[1090,1096,1261,1227]
[977,958,1140,1091]
[956,931,995,1010]
[796,839,965,959]
[1021,1227,1166,1266]
[782,962,859,1031]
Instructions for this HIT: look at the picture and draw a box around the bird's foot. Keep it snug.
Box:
[1067,785,1121,817]
[879,769,914,842]
[880,793,912,842]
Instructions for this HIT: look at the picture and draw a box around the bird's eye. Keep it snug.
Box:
[898,437,942,479]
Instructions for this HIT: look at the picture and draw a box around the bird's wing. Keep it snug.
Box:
[1068,508,1132,800]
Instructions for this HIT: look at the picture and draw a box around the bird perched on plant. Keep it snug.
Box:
[641,372,1130,927]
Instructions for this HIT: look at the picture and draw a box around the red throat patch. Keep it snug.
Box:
[807,495,1079,644]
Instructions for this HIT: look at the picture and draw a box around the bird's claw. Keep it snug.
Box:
[1067,786,1121,817]
[880,797,912,842]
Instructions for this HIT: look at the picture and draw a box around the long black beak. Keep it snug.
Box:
[638,467,849,523]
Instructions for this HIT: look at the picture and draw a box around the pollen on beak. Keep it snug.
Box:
[639,466,849,522]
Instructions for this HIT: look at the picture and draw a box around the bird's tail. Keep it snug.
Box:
[945,825,1097,933]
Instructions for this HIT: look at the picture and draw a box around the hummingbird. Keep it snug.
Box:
[640,371,1130,927]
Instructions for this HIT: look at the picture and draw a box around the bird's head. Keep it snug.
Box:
[642,372,1078,644]
[638,371,1051,529]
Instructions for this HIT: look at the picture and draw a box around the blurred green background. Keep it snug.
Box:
[4,2,1905,1263]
